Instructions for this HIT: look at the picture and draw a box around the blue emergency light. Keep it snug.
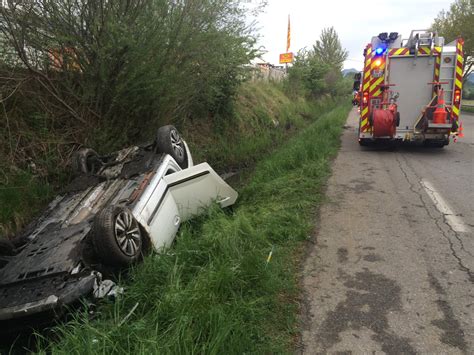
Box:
[375,47,384,55]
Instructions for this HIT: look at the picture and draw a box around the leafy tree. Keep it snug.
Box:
[312,27,348,72]
[0,0,260,156]
[432,0,473,80]
[288,27,348,98]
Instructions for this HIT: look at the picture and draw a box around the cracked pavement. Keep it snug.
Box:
[300,109,473,354]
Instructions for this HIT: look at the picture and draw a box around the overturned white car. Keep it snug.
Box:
[0,126,237,330]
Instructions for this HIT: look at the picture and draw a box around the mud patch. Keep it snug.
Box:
[349,179,374,194]
[317,269,415,354]
[337,248,348,263]
[428,273,467,351]
[363,253,384,262]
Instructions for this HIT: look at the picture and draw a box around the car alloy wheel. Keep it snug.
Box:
[170,129,185,161]
[114,210,141,257]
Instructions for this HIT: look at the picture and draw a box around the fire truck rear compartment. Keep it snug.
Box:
[388,56,434,132]
[358,30,463,145]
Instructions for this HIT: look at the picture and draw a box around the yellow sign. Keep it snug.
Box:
[279,52,293,64]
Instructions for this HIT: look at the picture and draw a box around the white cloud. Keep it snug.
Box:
[255,0,453,70]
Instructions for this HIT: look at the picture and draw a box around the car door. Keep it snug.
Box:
[137,165,181,251]
[163,163,238,222]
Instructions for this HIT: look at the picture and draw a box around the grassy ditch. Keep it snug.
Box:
[37,103,351,353]
[0,82,337,238]
[183,81,338,172]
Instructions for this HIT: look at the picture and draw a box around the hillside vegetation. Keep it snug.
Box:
[0,80,340,237]
[0,0,259,236]
[0,0,353,352]
[37,102,351,354]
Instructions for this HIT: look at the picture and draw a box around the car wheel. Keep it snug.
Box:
[92,206,143,267]
[155,125,187,168]
[72,148,102,175]
[0,238,15,256]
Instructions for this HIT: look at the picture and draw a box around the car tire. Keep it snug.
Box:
[155,125,187,168]
[0,238,15,256]
[72,148,102,175]
[92,206,143,267]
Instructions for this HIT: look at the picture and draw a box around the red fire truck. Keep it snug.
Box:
[358,30,464,147]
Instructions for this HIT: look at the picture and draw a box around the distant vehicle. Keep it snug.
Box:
[357,30,464,147]
[0,125,238,331]
[352,72,362,106]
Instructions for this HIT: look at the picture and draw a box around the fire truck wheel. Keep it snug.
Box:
[424,139,447,148]
[359,139,372,147]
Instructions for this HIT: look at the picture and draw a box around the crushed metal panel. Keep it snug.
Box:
[0,221,90,285]
[0,295,59,321]
[0,274,96,321]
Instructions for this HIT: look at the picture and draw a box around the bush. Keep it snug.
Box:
[0,0,260,163]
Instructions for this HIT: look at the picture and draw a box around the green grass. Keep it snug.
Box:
[183,81,339,171]
[0,82,337,238]
[461,99,474,113]
[0,169,53,237]
[36,103,351,354]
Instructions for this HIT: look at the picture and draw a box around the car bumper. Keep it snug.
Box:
[0,273,96,326]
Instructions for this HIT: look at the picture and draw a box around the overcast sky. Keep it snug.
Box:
[255,0,454,70]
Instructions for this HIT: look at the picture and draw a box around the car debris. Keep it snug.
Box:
[0,125,238,332]
[92,273,123,299]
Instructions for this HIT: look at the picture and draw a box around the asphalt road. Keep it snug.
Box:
[301,109,473,354]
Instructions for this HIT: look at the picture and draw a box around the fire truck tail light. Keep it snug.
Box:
[454,89,461,104]
[363,92,368,104]
[374,59,382,67]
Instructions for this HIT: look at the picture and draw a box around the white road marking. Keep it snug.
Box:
[420,179,468,233]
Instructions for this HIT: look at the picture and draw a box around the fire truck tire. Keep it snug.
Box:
[424,139,448,148]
